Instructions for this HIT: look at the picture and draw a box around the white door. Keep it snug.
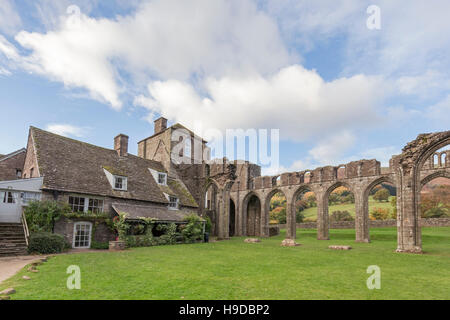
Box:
[0,191,21,223]
[73,222,92,249]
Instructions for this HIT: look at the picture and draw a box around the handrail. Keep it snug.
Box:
[21,211,30,246]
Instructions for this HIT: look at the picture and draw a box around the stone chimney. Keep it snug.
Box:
[154,117,168,134]
[114,134,129,157]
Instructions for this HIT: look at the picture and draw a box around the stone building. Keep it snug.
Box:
[0,148,26,181]
[0,117,449,255]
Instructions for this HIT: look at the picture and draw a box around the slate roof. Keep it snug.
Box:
[112,203,199,222]
[31,127,198,207]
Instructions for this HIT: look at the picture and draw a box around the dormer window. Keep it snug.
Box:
[114,176,127,191]
[169,196,179,210]
[158,172,167,185]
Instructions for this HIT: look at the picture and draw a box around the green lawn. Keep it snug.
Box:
[302,196,394,220]
[1,227,449,300]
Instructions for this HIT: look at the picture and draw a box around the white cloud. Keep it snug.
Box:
[45,124,86,137]
[426,95,450,125]
[0,0,22,36]
[308,131,356,165]
[2,0,292,109]
[135,65,384,141]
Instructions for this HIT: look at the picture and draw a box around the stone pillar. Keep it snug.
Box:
[355,191,370,243]
[396,171,422,253]
[316,193,329,240]
[285,200,296,240]
[260,198,269,237]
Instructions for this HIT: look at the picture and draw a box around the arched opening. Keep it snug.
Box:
[433,154,439,168]
[246,195,261,237]
[268,191,287,225]
[229,199,236,237]
[294,187,317,223]
[368,181,397,221]
[204,183,219,236]
[420,176,450,219]
[337,166,346,179]
[442,153,447,167]
[304,171,311,183]
[327,184,355,225]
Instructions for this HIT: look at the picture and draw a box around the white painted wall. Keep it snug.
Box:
[0,178,43,223]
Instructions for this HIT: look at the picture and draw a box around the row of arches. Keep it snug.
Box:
[202,135,449,253]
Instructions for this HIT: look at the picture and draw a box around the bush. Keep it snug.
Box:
[91,241,109,250]
[370,207,390,220]
[28,232,66,254]
[330,211,354,222]
[423,207,449,218]
[25,201,71,233]
[373,188,390,202]
[296,210,305,223]
[181,214,204,243]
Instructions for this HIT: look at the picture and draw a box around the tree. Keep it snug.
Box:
[373,188,390,202]
[370,208,390,220]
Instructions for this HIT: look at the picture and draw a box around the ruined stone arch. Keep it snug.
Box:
[291,185,317,206]
[395,130,450,252]
[242,191,262,237]
[363,176,396,200]
[420,170,450,188]
[324,181,354,200]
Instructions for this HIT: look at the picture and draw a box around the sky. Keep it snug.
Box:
[0,0,449,174]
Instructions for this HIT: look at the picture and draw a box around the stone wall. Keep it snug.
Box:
[278,218,450,230]
[54,216,115,247]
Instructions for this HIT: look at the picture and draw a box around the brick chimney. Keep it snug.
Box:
[114,134,129,157]
[154,117,167,134]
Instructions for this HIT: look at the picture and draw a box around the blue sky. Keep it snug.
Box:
[0,0,449,174]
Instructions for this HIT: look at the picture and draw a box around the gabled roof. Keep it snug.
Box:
[0,148,26,162]
[30,127,198,207]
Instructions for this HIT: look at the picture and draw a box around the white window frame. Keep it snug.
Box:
[72,221,93,249]
[168,196,179,210]
[69,196,104,214]
[157,172,167,186]
[114,175,127,191]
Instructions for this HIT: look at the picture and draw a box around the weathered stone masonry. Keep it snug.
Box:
[196,131,450,254]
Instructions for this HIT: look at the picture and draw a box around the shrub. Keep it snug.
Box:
[296,210,305,223]
[25,200,71,233]
[370,207,390,220]
[423,207,449,218]
[181,214,204,243]
[390,196,397,219]
[28,232,66,254]
[330,211,354,222]
[204,216,212,234]
[373,188,390,202]
[91,241,109,250]
[112,213,130,240]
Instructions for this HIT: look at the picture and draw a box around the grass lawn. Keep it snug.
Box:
[302,196,394,220]
[1,227,449,300]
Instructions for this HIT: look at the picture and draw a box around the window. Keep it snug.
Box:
[21,192,41,205]
[158,173,167,185]
[30,168,34,178]
[3,191,16,204]
[69,196,104,214]
[169,196,179,210]
[88,198,104,214]
[69,196,85,212]
[114,176,127,191]
[73,222,92,249]
[16,169,22,178]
